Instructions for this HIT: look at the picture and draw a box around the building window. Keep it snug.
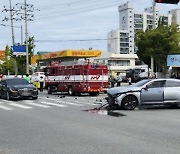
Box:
[108,60,130,66]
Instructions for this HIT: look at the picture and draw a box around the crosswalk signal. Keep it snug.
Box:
[155,0,179,4]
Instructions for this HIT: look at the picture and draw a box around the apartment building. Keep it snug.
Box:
[107,1,178,54]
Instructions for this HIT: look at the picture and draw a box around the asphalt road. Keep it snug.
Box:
[0,91,180,154]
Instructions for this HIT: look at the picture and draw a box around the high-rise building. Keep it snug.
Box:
[107,1,178,54]
[170,9,180,26]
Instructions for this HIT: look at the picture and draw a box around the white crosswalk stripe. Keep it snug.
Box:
[0,104,13,110]
[41,101,67,107]
[25,102,51,108]
[72,100,97,106]
[39,97,83,106]
[0,94,104,111]
[9,103,32,109]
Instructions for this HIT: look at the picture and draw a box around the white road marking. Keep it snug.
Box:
[39,97,82,106]
[0,105,13,110]
[57,100,82,106]
[25,102,51,108]
[41,102,67,107]
[9,103,32,109]
[0,100,13,103]
[72,100,97,106]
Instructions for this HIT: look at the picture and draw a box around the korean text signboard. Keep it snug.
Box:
[12,45,26,56]
[167,55,180,66]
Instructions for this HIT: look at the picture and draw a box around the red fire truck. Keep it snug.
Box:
[44,61,108,96]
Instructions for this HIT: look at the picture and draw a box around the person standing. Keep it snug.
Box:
[171,72,176,78]
[39,76,44,92]
[176,72,180,79]
[110,75,116,88]
[128,77,132,85]
[115,73,122,87]
[24,74,31,82]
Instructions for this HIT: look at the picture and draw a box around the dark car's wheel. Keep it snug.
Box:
[89,92,99,96]
[32,96,38,100]
[6,91,11,100]
[121,95,138,110]
[47,86,52,94]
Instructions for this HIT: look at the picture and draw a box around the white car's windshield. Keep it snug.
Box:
[132,79,150,87]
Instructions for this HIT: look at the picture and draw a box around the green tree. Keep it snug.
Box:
[135,24,180,75]
[15,36,35,75]
[0,45,15,75]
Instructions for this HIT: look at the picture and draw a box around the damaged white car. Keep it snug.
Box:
[107,78,180,110]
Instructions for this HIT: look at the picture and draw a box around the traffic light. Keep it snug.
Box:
[155,0,179,4]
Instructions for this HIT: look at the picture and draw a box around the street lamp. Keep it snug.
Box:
[0,24,23,45]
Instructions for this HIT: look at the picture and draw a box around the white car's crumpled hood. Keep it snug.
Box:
[107,86,141,96]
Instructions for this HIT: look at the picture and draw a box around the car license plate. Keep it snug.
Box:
[23,88,28,91]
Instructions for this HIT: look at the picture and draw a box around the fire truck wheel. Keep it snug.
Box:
[89,92,99,96]
[68,86,74,96]
[47,86,52,94]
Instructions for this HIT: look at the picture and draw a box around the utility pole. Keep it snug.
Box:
[10,0,18,75]
[2,1,37,75]
[151,0,156,77]
[2,0,18,75]
[21,25,23,45]
[9,0,15,45]
[24,0,29,74]
[15,1,35,74]
[0,24,23,45]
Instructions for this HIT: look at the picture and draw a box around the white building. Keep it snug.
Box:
[107,29,132,54]
[94,51,138,76]
[107,1,178,54]
[170,9,180,26]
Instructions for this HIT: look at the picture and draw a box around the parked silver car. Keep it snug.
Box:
[107,78,180,110]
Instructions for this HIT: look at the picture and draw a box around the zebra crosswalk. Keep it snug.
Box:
[0,95,106,111]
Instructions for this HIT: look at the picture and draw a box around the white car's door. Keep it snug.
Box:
[141,80,166,104]
[164,80,180,104]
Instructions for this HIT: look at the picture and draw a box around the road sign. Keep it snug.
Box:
[12,45,26,56]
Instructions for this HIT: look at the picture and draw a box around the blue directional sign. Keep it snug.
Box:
[167,55,180,66]
[12,45,26,55]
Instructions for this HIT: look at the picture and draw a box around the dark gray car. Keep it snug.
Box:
[0,78,38,100]
[107,78,180,110]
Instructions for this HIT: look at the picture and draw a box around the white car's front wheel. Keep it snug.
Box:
[121,95,138,110]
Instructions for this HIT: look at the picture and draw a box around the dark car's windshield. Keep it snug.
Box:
[6,78,29,85]
[132,79,150,87]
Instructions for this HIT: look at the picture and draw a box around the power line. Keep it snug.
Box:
[35,0,130,20]
[35,37,134,43]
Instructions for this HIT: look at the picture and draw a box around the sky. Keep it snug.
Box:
[0,0,179,54]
